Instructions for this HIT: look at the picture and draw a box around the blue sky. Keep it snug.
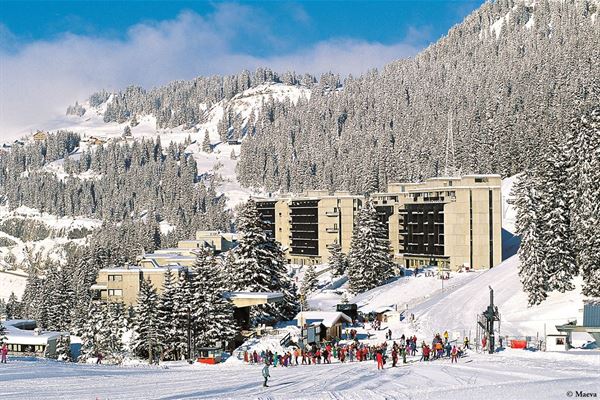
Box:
[0,1,484,135]
[1,1,483,55]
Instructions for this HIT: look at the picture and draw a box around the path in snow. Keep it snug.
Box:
[1,349,598,400]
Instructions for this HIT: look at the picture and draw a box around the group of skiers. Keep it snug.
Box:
[251,327,473,387]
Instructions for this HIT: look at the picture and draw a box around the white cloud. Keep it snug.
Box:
[0,5,422,139]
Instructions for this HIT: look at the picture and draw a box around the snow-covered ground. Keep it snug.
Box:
[0,205,100,283]
[0,270,27,301]
[395,254,588,339]
[2,349,598,400]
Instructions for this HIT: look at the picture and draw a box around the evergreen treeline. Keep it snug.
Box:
[1,133,230,231]
[236,0,600,193]
[513,106,600,305]
[0,132,231,261]
[95,69,316,129]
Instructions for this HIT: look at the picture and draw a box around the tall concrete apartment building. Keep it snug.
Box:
[255,175,502,271]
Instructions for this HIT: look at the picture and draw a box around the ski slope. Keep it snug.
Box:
[402,254,586,338]
[2,350,598,400]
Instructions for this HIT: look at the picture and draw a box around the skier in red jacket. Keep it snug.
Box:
[376,351,384,370]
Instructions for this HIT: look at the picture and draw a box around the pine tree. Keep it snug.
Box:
[340,292,349,304]
[347,200,394,293]
[55,335,72,362]
[328,242,347,276]
[132,279,160,362]
[104,303,127,361]
[226,199,298,323]
[173,271,193,360]
[192,250,238,348]
[538,139,577,293]
[0,320,7,345]
[123,125,132,137]
[512,170,549,305]
[202,131,212,153]
[6,292,21,319]
[78,301,105,362]
[157,269,179,360]
[300,265,318,301]
[569,107,600,297]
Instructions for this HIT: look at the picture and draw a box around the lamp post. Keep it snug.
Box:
[187,305,192,363]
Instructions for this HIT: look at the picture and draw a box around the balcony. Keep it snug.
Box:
[326,227,339,233]
[325,210,339,217]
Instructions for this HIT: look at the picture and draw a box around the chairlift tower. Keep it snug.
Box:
[478,286,501,354]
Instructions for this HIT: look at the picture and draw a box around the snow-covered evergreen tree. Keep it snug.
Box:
[0,320,7,345]
[538,139,577,293]
[192,250,238,348]
[55,335,72,362]
[202,131,212,153]
[6,292,21,319]
[347,200,394,293]
[225,199,299,323]
[300,265,318,302]
[157,269,179,360]
[132,279,160,362]
[172,271,193,359]
[328,242,347,277]
[569,107,600,298]
[78,301,105,362]
[512,170,549,305]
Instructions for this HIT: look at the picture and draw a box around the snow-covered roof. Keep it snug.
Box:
[224,292,284,300]
[2,320,64,345]
[374,306,397,314]
[100,265,187,273]
[294,311,352,328]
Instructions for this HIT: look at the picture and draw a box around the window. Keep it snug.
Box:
[556,337,565,345]
[108,289,123,297]
[108,275,122,282]
[475,177,488,183]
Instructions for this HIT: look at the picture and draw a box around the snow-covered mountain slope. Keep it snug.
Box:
[405,254,585,338]
[23,82,309,208]
[0,269,27,302]
[0,206,100,265]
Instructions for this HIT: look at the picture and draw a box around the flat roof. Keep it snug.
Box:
[100,265,187,273]
[224,291,284,300]
[3,320,64,345]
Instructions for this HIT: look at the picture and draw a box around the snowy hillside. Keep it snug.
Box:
[405,255,585,338]
[20,82,309,208]
[0,205,100,266]
[0,270,27,301]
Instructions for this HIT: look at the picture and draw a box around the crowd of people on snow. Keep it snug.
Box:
[244,326,472,373]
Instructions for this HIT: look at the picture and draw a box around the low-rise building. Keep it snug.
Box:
[295,311,352,344]
[2,320,64,357]
[178,231,237,253]
[33,131,48,142]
